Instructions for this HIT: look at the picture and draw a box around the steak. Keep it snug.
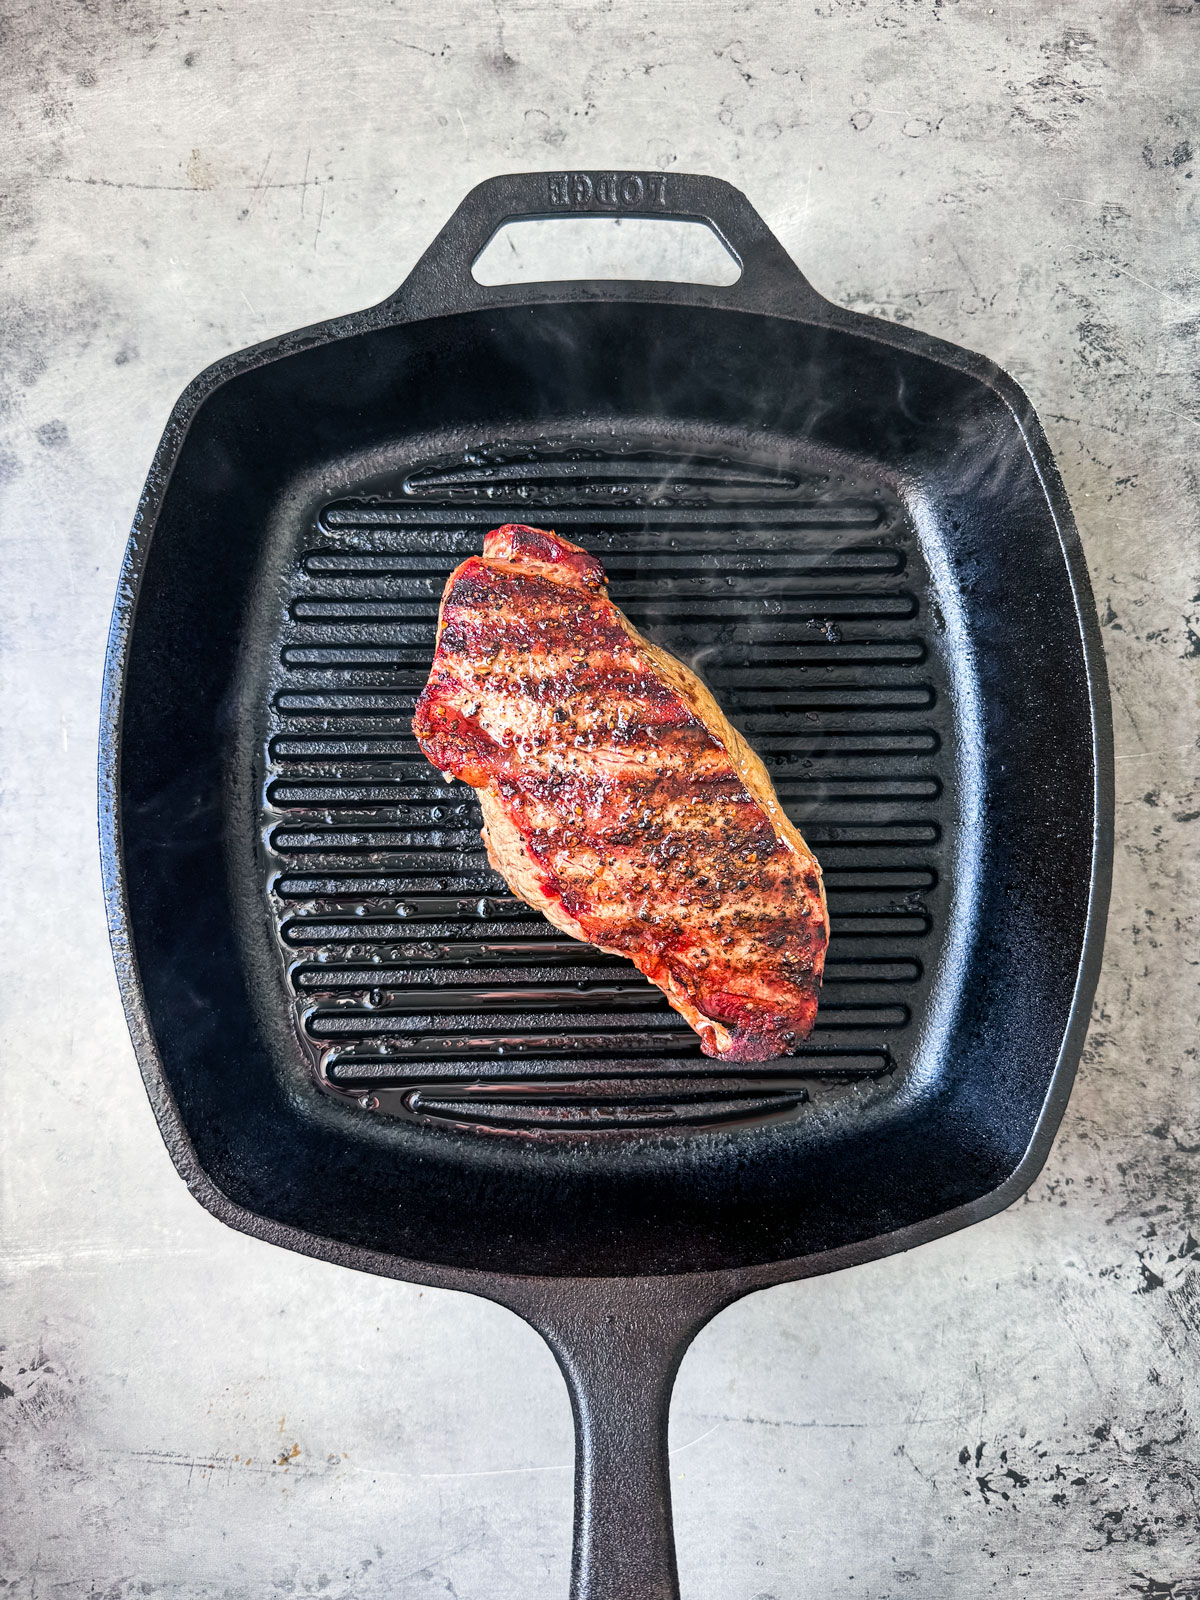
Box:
[412,524,829,1062]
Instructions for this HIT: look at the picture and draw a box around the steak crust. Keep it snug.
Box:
[412,524,829,1061]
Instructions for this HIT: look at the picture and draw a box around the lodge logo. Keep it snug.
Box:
[547,172,669,210]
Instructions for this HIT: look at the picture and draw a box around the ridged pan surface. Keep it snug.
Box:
[272,452,938,1131]
[104,174,1110,1280]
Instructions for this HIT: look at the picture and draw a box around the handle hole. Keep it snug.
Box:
[471,217,742,287]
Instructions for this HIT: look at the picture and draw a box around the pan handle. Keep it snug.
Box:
[383,170,826,319]
[497,1274,737,1600]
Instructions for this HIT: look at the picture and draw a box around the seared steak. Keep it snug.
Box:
[412,524,828,1061]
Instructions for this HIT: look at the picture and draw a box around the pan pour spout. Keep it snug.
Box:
[412,523,830,1061]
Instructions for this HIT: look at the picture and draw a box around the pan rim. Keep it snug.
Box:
[99,277,1113,1286]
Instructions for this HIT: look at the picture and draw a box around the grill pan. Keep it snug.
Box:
[100,172,1112,1597]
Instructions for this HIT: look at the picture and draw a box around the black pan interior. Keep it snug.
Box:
[116,300,1096,1275]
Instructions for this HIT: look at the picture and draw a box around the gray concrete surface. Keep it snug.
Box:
[2,3,1198,1595]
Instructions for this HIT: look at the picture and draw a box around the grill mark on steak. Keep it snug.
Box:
[412,524,829,1061]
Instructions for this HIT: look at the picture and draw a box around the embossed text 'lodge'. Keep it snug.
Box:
[548,172,669,210]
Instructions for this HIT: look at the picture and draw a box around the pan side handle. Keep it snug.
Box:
[380,170,828,322]
[498,1275,739,1600]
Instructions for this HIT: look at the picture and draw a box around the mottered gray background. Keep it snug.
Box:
[2,2,1198,1595]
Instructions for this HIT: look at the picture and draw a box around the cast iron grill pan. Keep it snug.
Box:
[102,173,1111,1600]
